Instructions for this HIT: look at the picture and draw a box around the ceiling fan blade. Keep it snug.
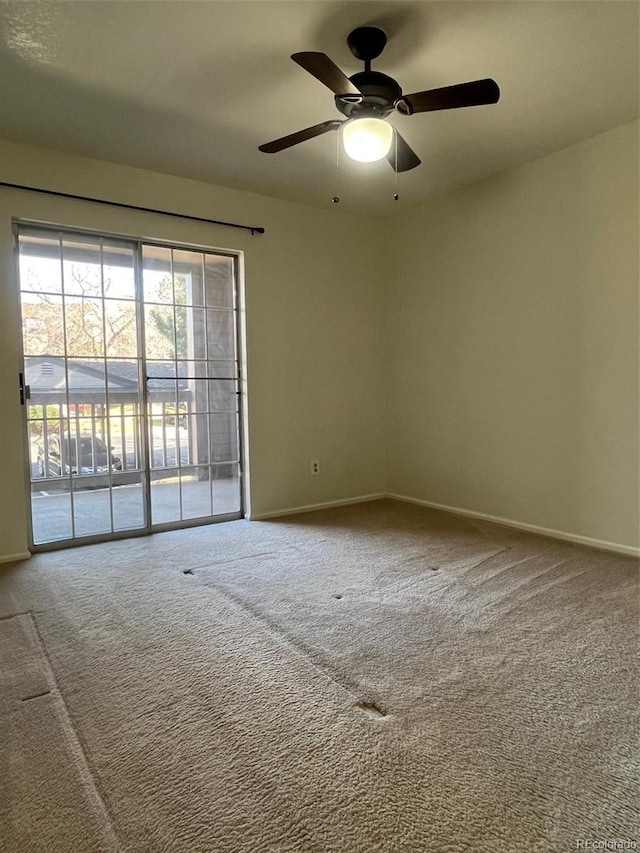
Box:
[399,79,500,115]
[387,129,421,172]
[291,52,363,97]
[259,120,343,154]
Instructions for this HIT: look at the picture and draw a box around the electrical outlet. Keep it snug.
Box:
[311,460,320,476]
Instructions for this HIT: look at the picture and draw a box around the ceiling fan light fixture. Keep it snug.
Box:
[342,118,393,163]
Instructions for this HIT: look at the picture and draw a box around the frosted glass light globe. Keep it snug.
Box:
[342,118,393,163]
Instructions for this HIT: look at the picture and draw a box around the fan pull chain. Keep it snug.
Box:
[394,129,399,202]
[332,129,341,204]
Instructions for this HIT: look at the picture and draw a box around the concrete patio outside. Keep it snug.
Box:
[30,477,241,545]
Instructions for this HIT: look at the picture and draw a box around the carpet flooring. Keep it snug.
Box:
[1,498,638,852]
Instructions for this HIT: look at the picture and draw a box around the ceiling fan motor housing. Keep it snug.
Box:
[335,71,403,119]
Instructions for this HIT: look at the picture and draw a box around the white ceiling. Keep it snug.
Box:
[0,1,638,215]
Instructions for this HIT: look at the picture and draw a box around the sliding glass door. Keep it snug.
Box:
[17,225,243,549]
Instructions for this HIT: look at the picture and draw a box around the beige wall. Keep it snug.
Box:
[0,140,386,559]
[1,121,638,560]
[386,121,639,550]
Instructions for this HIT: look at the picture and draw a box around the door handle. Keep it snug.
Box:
[18,372,31,405]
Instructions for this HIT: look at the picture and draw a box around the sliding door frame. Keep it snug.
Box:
[14,219,246,553]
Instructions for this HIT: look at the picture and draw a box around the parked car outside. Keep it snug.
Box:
[37,433,122,477]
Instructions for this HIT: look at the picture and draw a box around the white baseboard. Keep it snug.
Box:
[3,498,635,558]
[248,493,386,521]
[0,551,31,565]
[387,493,640,558]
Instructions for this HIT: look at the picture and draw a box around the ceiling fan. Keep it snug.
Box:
[259,26,500,172]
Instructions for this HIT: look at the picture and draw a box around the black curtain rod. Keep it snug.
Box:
[0,181,265,235]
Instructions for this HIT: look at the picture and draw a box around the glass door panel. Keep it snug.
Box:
[19,228,146,546]
[141,244,241,528]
